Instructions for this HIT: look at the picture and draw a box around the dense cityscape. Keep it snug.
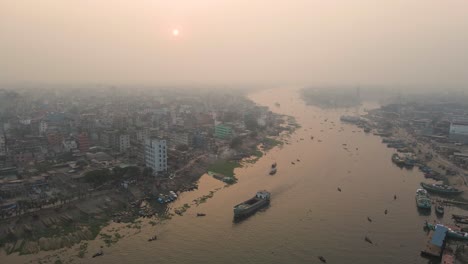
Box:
[0,87,294,255]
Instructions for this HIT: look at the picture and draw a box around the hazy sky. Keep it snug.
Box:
[1,0,467,87]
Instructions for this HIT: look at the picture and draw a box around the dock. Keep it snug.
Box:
[421,224,448,258]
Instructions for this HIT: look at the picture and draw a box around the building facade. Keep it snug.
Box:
[214,124,232,139]
[119,134,130,152]
[450,121,468,142]
[145,138,167,174]
[77,132,90,153]
[0,133,6,156]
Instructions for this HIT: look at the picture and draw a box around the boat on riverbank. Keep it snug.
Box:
[392,153,414,168]
[416,189,431,209]
[233,191,270,219]
[447,230,468,240]
[420,182,463,195]
[435,203,444,215]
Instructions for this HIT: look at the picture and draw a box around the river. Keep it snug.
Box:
[4,87,456,263]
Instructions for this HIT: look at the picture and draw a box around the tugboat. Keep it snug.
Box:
[233,191,270,220]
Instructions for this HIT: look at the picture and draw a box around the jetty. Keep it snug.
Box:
[421,224,448,258]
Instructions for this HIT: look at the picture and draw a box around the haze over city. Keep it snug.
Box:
[2,0,468,88]
[2,2,468,264]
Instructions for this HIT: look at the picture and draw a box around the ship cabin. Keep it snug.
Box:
[256,190,271,200]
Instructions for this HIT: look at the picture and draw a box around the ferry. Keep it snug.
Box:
[233,190,270,219]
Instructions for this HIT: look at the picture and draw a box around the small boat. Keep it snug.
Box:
[269,167,277,175]
[435,203,444,215]
[271,162,277,169]
[318,256,327,263]
[92,250,104,258]
[365,236,373,244]
[296,159,300,162]
[337,187,341,192]
[367,217,372,222]
[197,213,206,217]
[148,236,158,241]
[291,162,295,165]
[384,209,388,215]
[394,195,397,200]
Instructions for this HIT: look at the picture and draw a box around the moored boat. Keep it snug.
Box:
[416,189,431,209]
[233,190,270,219]
[420,182,463,195]
[435,203,444,215]
[447,230,468,240]
[392,153,414,168]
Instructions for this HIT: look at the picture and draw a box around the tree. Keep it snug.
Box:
[230,136,243,149]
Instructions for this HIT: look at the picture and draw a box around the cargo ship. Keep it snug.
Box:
[420,182,463,195]
[233,190,270,219]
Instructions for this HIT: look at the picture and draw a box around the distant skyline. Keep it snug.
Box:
[1,1,468,88]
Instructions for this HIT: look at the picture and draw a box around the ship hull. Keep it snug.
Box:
[420,182,463,195]
[233,199,269,219]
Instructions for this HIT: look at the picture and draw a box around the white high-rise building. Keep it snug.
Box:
[145,138,167,174]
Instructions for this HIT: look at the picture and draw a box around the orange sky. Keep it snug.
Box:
[1,0,467,88]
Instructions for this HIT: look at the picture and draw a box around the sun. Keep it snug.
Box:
[172,29,180,37]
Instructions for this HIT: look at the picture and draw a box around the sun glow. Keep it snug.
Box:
[172,29,180,37]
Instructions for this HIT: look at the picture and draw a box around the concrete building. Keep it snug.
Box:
[169,131,192,147]
[39,120,48,135]
[135,129,149,142]
[145,138,167,174]
[0,133,6,156]
[119,134,130,152]
[62,138,78,152]
[214,124,232,139]
[47,131,63,147]
[77,132,90,153]
[449,120,468,142]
